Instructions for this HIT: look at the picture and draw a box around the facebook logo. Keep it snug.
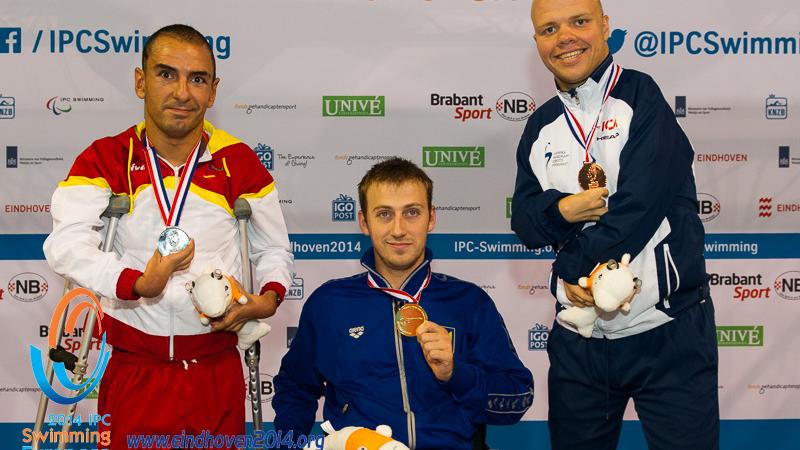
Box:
[0,28,22,53]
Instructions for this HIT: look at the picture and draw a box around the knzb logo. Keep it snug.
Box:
[30,289,110,404]
[254,143,273,170]
[8,272,48,302]
[286,273,304,300]
[0,94,15,119]
[0,28,22,53]
[495,92,535,122]
[528,323,550,350]
[332,194,356,222]
[765,95,787,120]
[696,193,721,222]
[773,271,800,301]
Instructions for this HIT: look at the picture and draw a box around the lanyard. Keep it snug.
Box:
[561,63,622,163]
[366,268,432,304]
[142,134,203,227]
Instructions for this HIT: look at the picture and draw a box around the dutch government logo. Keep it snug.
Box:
[674,96,686,117]
[716,325,764,347]
[286,273,304,300]
[254,143,273,170]
[779,146,790,168]
[8,272,48,302]
[0,27,22,53]
[495,92,536,121]
[30,288,110,404]
[323,96,385,117]
[774,271,800,301]
[6,145,18,168]
[528,323,550,350]
[0,94,15,118]
[332,194,356,221]
[422,146,485,168]
[608,29,627,54]
[765,94,787,119]
[697,193,721,222]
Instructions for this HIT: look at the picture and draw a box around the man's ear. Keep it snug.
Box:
[427,205,436,233]
[358,210,370,236]
[134,67,145,100]
[207,77,220,108]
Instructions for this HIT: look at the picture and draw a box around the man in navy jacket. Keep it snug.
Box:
[274,158,533,449]
[511,0,719,449]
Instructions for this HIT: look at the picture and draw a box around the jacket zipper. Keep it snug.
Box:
[392,300,415,449]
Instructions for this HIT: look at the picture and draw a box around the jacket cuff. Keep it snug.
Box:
[260,282,287,306]
[116,268,143,301]
[544,194,573,229]
[440,360,478,399]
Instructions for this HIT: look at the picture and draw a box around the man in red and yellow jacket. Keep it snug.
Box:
[43,24,293,448]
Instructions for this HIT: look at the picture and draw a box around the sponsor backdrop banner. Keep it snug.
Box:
[1,0,798,448]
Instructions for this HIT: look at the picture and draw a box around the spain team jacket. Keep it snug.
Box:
[43,121,294,360]
[272,249,534,450]
[511,55,710,339]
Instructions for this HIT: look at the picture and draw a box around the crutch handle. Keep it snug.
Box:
[102,195,130,218]
[234,198,252,221]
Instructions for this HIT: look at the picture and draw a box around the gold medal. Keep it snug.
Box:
[578,162,607,190]
[395,303,428,337]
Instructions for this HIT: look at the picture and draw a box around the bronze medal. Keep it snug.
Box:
[578,162,607,190]
[395,303,428,337]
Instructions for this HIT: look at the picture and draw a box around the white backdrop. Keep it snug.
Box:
[1,0,799,448]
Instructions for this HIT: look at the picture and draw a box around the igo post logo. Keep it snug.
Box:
[29,288,110,404]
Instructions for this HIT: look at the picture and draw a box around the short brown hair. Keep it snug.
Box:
[143,24,216,77]
[358,157,433,213]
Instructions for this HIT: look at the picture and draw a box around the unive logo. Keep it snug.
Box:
[773,271,800,301]
[332,194,356,222]
[0,94,15,118]
[0,27,22,53]
[30,288,110,404]
[286,273,304,300]
[765,94,787,119]
[696,193,721,222]
[8,272,48,302]
[422,146,485,168]
[528,323,550,350]
[323,95,385,117]
[46,96,72,115]
[254,143,273,170]
[716,325,764,347]
[608,29,627,55]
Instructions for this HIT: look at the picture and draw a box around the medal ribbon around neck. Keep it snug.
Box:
[561,63,622,163]
[143,135,203,227]
[366,268,432,305]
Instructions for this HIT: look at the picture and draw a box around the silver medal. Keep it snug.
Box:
[157,226,190,256]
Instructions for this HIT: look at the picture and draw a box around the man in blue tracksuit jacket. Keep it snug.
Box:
[511,1,718,449]
[274,158,534,449]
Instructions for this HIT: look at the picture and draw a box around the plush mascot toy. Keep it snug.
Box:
[557,253,642,338]
[320,421,410,450]
[186,270,271,350]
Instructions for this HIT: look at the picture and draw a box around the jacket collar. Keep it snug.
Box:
[360,247,433,293]
[556,54,614,110]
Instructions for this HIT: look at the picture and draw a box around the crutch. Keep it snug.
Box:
[32,194,130,450]
[234,198,264,431]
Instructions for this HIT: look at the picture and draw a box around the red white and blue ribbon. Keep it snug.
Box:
[561,63,622,163]
[143,136,203,227]
[366,269,432,304]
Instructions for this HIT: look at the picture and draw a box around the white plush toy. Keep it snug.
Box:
[557,253,642,338]
[320,421,409,450]
[186,270,271,350]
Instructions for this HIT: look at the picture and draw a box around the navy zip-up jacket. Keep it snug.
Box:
[512,55,710,338]
[273,249,534,449]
